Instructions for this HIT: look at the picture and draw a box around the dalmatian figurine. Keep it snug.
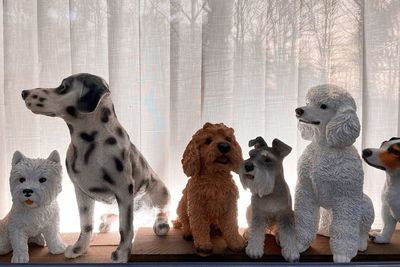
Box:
[21,73,171,263]
[0,150,66,263]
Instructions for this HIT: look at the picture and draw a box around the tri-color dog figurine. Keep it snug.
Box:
[22,73,171,262]
[363,137,400,244]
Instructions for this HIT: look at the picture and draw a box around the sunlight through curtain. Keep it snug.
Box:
[0,0,399,232]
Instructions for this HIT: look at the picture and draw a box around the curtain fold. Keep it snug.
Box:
[0,0,399,231]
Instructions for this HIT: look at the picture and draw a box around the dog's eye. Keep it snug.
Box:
[225,137,232,143]
[264,157,271,163]
[19,177,26,183]
[388,146,400,156]
[320,104,328,109]
[205,137,212,145]
[39,177,47,183]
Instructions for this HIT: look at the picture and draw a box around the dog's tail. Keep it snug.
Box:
[172,218,182,229]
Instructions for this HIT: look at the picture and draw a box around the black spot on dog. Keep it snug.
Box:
[42,89,49,94]
[32,94,38,99]
[67,124,74,135]
[128,184,134,195]
[80,131,98,142]
[105,136,117,145]
[89,187,109,193]
[111,251,118,261]
[119,229,125,243]
[36,103,44,107]
[163,187,169,198]
[84,225,93,233]
[116,127,124,137]
[72,145,79,173]
[79,206,88,215]
[84,143,96,164]
[39,97,46,102]
[102,169,115,185]
[101,107,112,123]
[114,157,124,172]
[73,246,81,254]
[66,106,78,118]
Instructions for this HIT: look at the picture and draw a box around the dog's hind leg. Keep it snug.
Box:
[65,185,95,259]
[277,213,300,262]
[176,192,192,240]
[0,216,12,255]
[145,177,171,236]
[359,194,374,251]
[111,193,134,263]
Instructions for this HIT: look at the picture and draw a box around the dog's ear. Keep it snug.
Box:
[77,74,110,113]
[181,138,201,177]
[249,136,268,149]
[326,106,360,147]
[47,150,60,164]
[12,151,26,166]
[272,139,292,158]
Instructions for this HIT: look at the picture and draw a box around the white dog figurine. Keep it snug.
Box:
[294,84,374,263]
[0,150,66,263]
[239,137,299,262]
[362,137,400,243]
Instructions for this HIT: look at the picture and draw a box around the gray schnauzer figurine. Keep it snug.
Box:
[239,137,299,262]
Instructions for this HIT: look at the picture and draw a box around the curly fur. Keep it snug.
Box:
[173,123,245,255]
[0,151,66,263]
[294,84,374,263]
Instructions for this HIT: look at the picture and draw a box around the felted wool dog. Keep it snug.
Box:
[0,151,66,263]
[173,122,245,255]
[239,137,299,262]
[22,73,171,263]
[294,84,374,263]
[362,137,400,243]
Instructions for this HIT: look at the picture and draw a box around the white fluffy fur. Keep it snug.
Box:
[0,151,66,263]
[239,137,299,262]
[294,84,374,263]
[363,138,400,243]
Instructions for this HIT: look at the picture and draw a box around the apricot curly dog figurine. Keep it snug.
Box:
[173,123,245,255]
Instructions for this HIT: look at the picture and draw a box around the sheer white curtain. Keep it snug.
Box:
[0,0,399,232]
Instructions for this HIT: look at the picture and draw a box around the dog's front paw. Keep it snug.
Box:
[111,247,131,263]
[11,252,29,263]
[99,222,111,233]
[245,242,264,259]
[65,245,84,258]
[369,231,391,244]
[333,254,351,263]
[282,247,300,262]
[195,242,213,256]
[48,242,66,254]
[153,222,170,236]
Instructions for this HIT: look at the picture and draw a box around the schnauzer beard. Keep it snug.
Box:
[240,169,276,198]
[10,160,62,208]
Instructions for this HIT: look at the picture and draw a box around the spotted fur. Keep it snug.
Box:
[22,73,171,263]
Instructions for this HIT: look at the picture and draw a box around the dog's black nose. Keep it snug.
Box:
[244,161,254,172]
[362,149,372,158]
[295,108,304,116]
[218,142,230,154]
[21,90,30,100]
[23,189,33,196]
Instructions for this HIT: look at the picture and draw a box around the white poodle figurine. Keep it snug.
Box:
[0,150,66,263]
[294,84,374,263]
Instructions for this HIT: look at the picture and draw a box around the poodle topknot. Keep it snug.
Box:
[174,122,245,255]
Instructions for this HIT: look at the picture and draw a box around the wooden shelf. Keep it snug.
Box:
[1,228,400,263]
